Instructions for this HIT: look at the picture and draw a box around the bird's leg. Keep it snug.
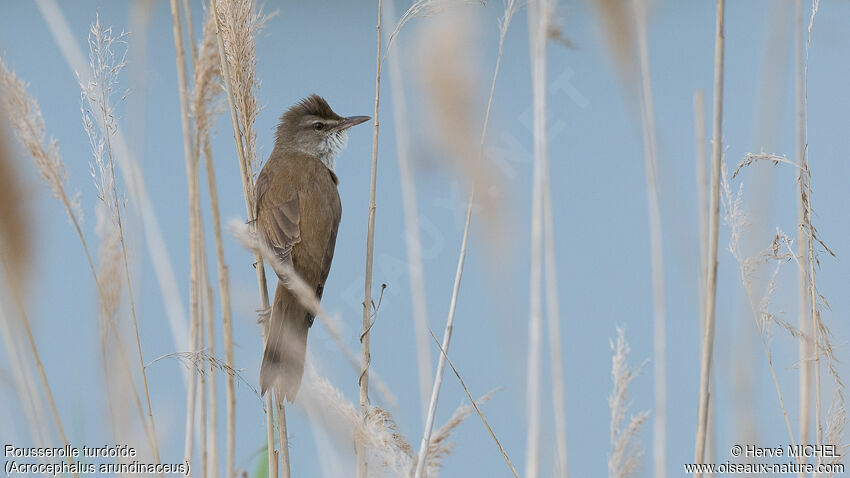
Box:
[256,306,272,324]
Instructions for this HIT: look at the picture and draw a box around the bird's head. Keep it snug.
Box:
[275,94,370,170]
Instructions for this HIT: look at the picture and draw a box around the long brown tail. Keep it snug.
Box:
[260,281,309,402]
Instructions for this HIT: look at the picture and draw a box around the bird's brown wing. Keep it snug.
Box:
[254,167,301,277]
[313,206,339,301]
[292,165,341,302]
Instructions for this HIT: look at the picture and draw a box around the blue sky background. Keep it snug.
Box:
[2,0,850,476]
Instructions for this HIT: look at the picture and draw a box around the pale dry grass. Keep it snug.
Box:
[214,0,271,183]
[422,390,496,476]
[722,159,802,468]
[608,328,649,478]
[726,150,847,475]
[80,16,163,471]
[301,370,413,476]
[298,361,485,478]
[0,58,80,225]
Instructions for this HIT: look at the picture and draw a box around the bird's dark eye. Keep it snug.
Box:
[313,122,325,131]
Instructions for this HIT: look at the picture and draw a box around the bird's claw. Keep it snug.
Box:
[256,307,272,324]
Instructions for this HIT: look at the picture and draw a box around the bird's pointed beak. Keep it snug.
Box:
[334,115,371,131]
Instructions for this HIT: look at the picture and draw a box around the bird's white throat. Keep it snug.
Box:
[316,130,348,171]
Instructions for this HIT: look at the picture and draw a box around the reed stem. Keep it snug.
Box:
[694,0,725,472]
[358,1,383,476]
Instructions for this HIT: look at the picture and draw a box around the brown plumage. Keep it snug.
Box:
[257,95,369,401]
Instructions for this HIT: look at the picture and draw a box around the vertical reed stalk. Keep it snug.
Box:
[694,0,724,472]
[794,0,811,448]
[525,1,550,476]
[168,0,202,469]
[278,401,291,478]
[632,1,666,476]
[199,280,208,478]
[543,162,569,477]
[209,0,280,475]
[202,256,218,478]
[183,1,214,473]
[182,0,198,62]
[183,4,220,473]
[192,8,231,477]
[804,75,823,467]
[183,306,199,467]
[359,1,383,476]
[202,138,235,478]
[693,90,715,469]
[803,1,824,462]
[694,90,707,314]
[81,17,163,467]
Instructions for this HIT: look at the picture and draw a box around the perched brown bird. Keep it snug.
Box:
[256,95,369,401]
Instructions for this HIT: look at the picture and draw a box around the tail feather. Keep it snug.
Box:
[260,282,310,402]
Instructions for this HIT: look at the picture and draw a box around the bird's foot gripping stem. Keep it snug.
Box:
[256,306,272,324]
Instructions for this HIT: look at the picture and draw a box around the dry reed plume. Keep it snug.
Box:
[608,328,649,478]
[80,16,164,471]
